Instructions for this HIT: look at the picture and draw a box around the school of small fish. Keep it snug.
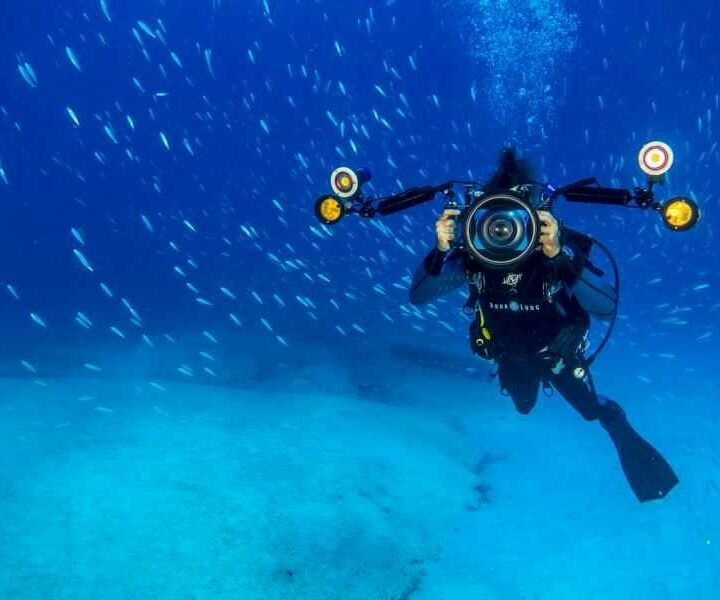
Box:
[0,0,717,410]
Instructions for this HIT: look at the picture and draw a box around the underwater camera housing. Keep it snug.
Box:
[313,141,701,270]
[446,185,544,269]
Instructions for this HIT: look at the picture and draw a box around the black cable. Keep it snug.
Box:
[576,273,618,303]
[583,235,621,366]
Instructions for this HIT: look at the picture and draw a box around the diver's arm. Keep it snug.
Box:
[408,247,468,305]
[550,231,617,320]
[539,214,585,285]
[545,238,585,286]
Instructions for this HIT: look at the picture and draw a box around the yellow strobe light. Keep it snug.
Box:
[315,195,345,225]
[661,197,700,231]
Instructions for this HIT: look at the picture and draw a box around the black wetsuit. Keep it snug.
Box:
[408,238,679,502]
[409,240,606,420]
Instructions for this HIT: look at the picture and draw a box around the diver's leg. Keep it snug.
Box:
[595,395,679,501]
[546,360,601,421]
[497,358,541,415]
[550,363,679,501]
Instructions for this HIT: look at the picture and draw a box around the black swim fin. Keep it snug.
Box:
[599,398,679,502]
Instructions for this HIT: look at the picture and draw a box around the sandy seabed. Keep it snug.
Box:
[0,362,718,599]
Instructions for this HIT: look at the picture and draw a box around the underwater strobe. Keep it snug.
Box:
[637,141,700,231]
[559,141,701,234]
[315,166,449,225]
[314,167,373,225]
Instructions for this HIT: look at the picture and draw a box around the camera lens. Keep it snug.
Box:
[482,212,524,248]
[463,192,540,269]
[487,216,514,245]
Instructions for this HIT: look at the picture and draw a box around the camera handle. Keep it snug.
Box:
[440,188,466,251]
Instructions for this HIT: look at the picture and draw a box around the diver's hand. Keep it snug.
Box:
[436,209,461,252]
[538,210,561,258]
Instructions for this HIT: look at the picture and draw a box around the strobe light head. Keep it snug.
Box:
[314,194,346,225]
[660,197,700,232]
[638,141,674,178]
[330,167,371,198]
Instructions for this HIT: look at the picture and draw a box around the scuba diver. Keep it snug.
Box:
[407,149,679,502]
[315,143,699,501]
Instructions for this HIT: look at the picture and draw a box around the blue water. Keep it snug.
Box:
[1,1,719,598]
